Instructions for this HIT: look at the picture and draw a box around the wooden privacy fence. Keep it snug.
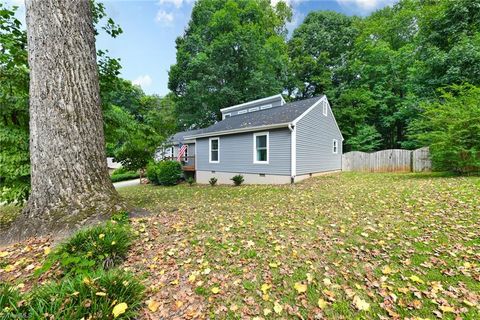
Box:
[342,147,431,172]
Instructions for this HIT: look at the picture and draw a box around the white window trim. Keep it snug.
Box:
[223,113,231,119]
[323,100,328,116]
[209,137,220,163]
[260,104,272,110]
[237,109,247,114]
[253,131,269,164]
[248,107,259,112]
[332,139,338,154]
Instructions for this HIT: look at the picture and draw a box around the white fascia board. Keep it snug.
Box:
[184,123,290,139]
[220,94,285,113]
[290,96,344,140]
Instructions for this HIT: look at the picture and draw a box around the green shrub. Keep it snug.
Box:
[26,270,144,319]
[411,84,480,173]
[111,167,130,175]
[39,221,134,276]
[186,177,195,186]
[231,175,244,186]
[147,161,182,186]
[209,177,217,186]
[110,171,140,182]
[0,283,22,318]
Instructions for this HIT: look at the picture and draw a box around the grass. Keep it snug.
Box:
[39,220,135,276]
[1,172,479,319]
[0,204,21,228]
[117,172,480,319]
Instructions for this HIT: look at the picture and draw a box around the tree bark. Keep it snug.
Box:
[2,0,124,243]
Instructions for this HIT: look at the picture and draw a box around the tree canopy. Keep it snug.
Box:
[169,0,292,129]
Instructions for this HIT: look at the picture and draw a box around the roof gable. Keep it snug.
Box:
[186,96,324,139]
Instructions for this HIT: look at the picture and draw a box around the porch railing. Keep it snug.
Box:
[163,156,195,171]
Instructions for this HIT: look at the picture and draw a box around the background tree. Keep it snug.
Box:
[4,0,123,241]
[0,1,175,205]
[169,0,292,128]
[0,3,29,203]
[410,84,480,173]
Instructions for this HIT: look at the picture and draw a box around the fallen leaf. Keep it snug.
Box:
[439,305,455,313]
[409,275,425,284]
[382,265,393,275]
[273,302,283,314]
[147,299,160,312]
[112,302,128,318]
[294,282,307,294]
[353,295,370,311]
[318,298,328,309]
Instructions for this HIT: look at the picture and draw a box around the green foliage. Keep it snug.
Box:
[186,177,195,186]
[0,283,22,318]
[231,174,244,186]
[147,161,182,186]
[39,221,134,276]
[346,125,382,152]
[411,84,480,173]
[209,177,218,186]
[0,3,30,204]
[110,171,140,183]
[169,0,292,128]
[24,270,143,319]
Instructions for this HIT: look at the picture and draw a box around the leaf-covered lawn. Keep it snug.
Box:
[120,172,480,319]
[1,172,479,319]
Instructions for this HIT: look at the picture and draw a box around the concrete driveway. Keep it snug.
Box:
[113,178,141,189]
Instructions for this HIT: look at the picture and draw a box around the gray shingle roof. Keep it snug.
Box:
[186,96,323,138]
[168,128,205,143]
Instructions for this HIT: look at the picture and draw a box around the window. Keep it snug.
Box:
[332,139,338,154]
[260,104,272,110]
[249,107,259,112]
[209,137,220,163]
[237,110,247,114]
[253,132,269,164]
[323,100,328,116]
[223,113,231,119]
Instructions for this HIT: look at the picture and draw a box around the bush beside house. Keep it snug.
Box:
[147,161,182,186]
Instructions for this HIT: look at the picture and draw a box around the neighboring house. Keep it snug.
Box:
[165,94,343,184]
[107,157,122,174]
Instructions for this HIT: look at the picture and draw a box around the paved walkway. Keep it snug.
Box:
[113,178,141,189]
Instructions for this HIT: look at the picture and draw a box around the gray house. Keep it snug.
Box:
[167,94,343,184]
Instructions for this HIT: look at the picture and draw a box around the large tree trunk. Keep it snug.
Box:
[2,0,124,243]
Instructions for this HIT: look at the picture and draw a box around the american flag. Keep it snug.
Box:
[177,144,187,161]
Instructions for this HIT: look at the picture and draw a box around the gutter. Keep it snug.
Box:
[288,123,296,183]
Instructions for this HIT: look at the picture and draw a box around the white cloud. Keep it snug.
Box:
[155,10,174,25]
[132,75,152,88]
[158,0,184,9]
[337,0,397,12]
[157,0,195,9]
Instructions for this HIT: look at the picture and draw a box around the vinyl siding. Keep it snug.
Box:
[296,99,343,175]
[196,128,291,175]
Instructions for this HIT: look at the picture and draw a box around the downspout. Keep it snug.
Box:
[288,123,296,184]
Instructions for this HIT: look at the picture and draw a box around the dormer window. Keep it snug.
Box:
[223,113,231,119]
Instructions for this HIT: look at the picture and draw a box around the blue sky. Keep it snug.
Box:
[6,0,397,96]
